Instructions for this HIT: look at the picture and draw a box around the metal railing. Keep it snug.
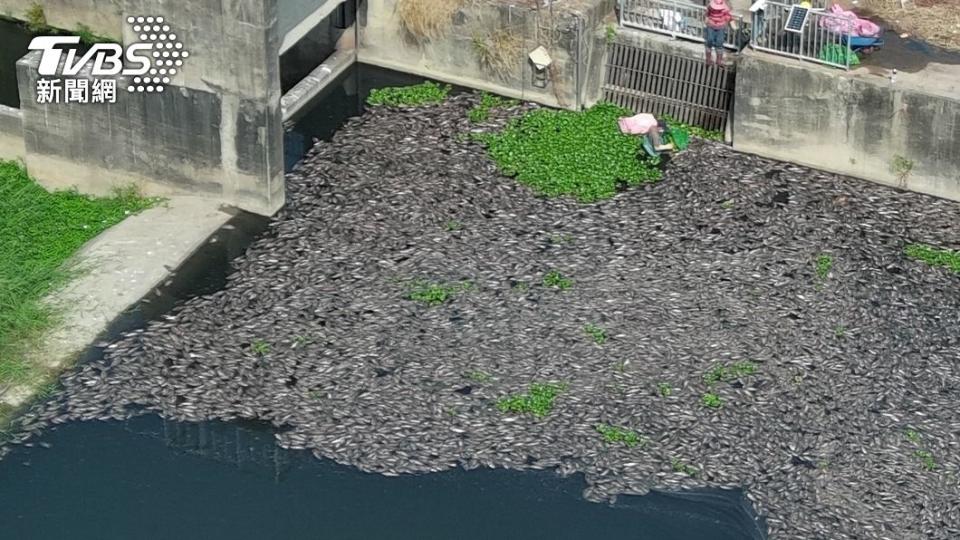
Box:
[749,0,854,69]
[619,0,745,51]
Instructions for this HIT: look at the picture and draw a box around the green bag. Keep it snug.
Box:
[667,126,690,151]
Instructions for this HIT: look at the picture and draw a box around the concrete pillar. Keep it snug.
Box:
[14,0,285,216]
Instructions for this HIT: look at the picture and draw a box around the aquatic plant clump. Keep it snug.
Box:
[366,81,451,108]
[468,92,518,123]
[407,281,471,305]
[905,243,960,274]
[496,383,566,418]
[595,423,643,447]
[474,103,664,202]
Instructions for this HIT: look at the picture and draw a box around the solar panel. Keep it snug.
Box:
[784,5,809,33]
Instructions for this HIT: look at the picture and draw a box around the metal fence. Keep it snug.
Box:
[602,41,735,132]
[749,0,855,69]
[619,0,745,51]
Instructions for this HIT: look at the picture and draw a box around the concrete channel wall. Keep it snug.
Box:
[358,0,614,110]
[8,0,285,216]
[734,51,960,202]
[0,104,24,161]
[0,0,123,40]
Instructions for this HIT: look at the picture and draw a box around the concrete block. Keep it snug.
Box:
[16,49,284,215]
[0,0,123,40]
[733,50,960,202]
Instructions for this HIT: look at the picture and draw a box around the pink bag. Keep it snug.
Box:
[819,4,880,37]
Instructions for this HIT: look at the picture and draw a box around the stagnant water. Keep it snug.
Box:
[0,63,766,539]
[0,18,32,108]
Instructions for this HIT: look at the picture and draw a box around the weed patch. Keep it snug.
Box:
[704,360,758,386]
[24,3,46,32]
[671,458,698,476]
[250,340,270,356]
[584,324,607,345]
[596,423,644,447]
[815,254,833,280]
[701,392,723,408]
[397,0,461,41]
[914,450,937,471]
[473,103,664,202]
[408,280,471,305]
[0,160,158,385]
[472,30,523,80]
[905,244,960,274]
[542,270,573,290]
[605,24,617,44]
[468,92,519,123]
[367,81,451,108]
[658,382,673,397]
[496,382,567,418]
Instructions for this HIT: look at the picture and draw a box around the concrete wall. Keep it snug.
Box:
[0,104,24,161]
[734,51,960,202]
[358,0,614,110]
[0,0,123,40]
[11,0,284,216]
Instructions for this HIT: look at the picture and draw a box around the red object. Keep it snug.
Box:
[706,0,733,28]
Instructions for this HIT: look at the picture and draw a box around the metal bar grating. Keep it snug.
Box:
[601,41,735,133]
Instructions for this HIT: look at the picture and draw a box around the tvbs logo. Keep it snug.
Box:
[29,15,190,104]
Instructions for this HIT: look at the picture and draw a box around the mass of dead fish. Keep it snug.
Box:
[3,92,960,540]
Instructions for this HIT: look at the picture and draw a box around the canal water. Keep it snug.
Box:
[0,34,766,538]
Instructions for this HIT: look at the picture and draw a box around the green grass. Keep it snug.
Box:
[701,392,723,408]
[542,270,573,290]
[658,382,673,397]
[704,360,758,386]
[367,81,451,107]
[834,324,846,338]
[904,429,921,445]
[596,423,644,447]
[468,92,518,123]
[914,449,937,471]
[250,340,270,356]
[408,280,471,305]
[815,254,833,280]
[671,458,698,476]
[0,160,159,386]
[584,324,607,345]
[905,244,960,274]
[473,102,665,202]
[605,24,617,44]
[496,382,567,418]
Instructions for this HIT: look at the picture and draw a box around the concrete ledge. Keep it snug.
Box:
[0,197,233,409]
[0,104,24,162]
[282,47,356,121]
[733,49,960,202]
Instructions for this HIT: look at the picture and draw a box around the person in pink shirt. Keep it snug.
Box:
[618,113,674,152]
[704,0,733,66]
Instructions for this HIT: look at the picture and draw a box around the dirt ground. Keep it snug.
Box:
[851,0,960,50]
